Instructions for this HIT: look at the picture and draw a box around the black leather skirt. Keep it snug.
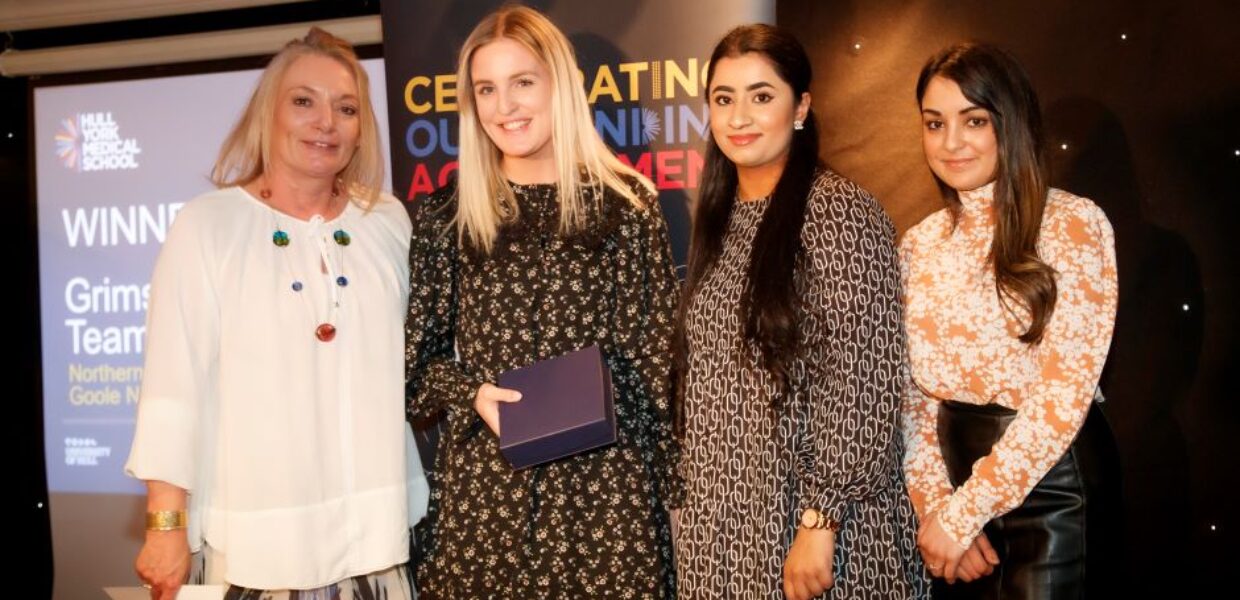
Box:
[932,400,1122,599]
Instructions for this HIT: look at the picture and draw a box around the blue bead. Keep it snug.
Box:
[272,230,290,247]
[333,229,351,246]
[336,276,348,287]
[291,281,303,292]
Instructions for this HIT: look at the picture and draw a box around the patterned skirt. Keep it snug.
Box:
[189,546,415,599]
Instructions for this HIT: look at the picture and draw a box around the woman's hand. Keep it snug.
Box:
[783,528,835,600]
[954,533,1000,582]
[918,512,971,583]
[135,529,190,600]
[473,383,522,435]
[138,481,191,599]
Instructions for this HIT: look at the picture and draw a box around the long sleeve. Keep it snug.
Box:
[125,202,219,491]
[934,197,1118,547]
[796,176,905,525]
[900,371,956,521]
[898,234,956,522]
[404,190,485,442]
[608,191,683,508]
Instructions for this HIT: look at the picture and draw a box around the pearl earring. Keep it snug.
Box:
[793,120,804,131]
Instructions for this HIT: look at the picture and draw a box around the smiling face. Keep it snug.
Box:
[470,37,555,182]
[708,52,810,181]
[267,53,361,183]
[919,75,999,192]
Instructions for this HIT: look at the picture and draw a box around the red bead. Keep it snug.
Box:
[315,323,336,342]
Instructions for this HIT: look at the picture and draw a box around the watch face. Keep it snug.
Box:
[801,510,817,528]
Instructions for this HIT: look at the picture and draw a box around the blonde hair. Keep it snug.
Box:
[211,27,383,207]
[455,4,655,253]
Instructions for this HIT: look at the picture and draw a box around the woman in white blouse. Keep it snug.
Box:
[126,28,426,600]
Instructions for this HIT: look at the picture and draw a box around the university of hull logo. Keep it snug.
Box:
[55,112,142,172]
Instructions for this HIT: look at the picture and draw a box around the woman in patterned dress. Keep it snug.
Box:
[404,5,680,598]
[902,43,1122,598]
[673,24,929,600]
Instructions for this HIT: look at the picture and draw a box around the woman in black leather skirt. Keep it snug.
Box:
[899,43,1123,599]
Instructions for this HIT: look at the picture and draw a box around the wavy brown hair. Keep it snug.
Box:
[917,43,1057,344]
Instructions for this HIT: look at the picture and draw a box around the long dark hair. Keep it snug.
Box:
[917,43,1057,344]
[675,24,822,413]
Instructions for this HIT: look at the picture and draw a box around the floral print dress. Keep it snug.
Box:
[405,181,680,599]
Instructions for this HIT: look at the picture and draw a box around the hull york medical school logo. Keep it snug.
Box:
[55,112,142,172]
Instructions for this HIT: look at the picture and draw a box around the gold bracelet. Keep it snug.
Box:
[145,510,188,531]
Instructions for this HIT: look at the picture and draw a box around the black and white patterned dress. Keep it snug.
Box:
[675,171,930,599]
[405,181,680,599]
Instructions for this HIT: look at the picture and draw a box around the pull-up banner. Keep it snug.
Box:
[380,0,774,468]
[380,0,775,269]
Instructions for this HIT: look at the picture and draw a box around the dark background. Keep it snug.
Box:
[780,0,1238,594]
[10,0,1237,596]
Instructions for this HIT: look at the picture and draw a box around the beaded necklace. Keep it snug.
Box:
[263,187,352,342]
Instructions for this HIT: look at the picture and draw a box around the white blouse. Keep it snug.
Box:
[126,186,427,590]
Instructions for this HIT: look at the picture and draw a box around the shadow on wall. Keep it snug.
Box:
[1047,96,1204,596]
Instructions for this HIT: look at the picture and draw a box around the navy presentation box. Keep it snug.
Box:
[497,345,616,470]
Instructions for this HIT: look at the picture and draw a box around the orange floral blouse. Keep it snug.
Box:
[899,182,1118,548]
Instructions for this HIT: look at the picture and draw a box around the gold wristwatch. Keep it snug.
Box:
[799,508,841,533]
